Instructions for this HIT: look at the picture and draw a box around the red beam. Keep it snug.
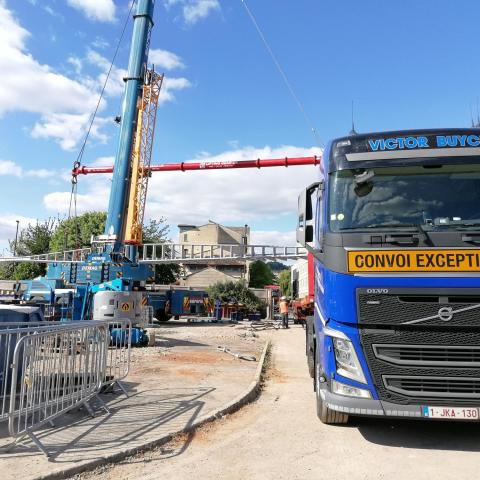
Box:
[73,156,321,175]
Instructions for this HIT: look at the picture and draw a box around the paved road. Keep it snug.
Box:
[82,325,480,480]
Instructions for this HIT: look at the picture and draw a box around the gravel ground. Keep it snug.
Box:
[72,324,480,480]
[0,320,265,480]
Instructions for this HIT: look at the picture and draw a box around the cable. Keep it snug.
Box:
[66,0,137,249]
[74,0,136,167]
[240,0,324,148]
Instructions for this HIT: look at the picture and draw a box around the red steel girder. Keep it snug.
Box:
[73,155,321,175]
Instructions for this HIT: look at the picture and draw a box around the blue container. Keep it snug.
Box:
[0,306,45,393]
[110,327,146,347]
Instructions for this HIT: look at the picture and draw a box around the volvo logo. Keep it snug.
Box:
[403,303,480,326]
[438,306,454,322]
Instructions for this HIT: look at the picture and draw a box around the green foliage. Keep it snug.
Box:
[14,219,56,256]
[49,212,106,251]
[208,280,263,312]
[0,213,178,284]
[248,260,275,288]
[267,261,289,272]
[140,217,179,285]
[1,219,57,280]
[12,263,45,281]
[278,268,292,297]
[142,218,170,243]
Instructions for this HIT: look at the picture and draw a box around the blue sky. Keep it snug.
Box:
[0,0,479,252]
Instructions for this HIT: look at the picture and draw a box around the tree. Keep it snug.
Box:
[0,219,56,280]
[267,261,289,273]
[208,280,263,312]
[49,212,106,251]
[248,260,275,288]
[140,217,180,285]
[278,268,292,297]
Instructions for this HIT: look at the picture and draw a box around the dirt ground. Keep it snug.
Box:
[0,320,266,480]
[72,324,480,480]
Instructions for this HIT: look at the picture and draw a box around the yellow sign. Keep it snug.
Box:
[348,249,480,273]
[141,296,148,306]
[121,302,131,312]
[183,297,190,310]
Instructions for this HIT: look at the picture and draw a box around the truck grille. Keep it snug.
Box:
[373,344,480,367]
[357,288,480,328]
[360,327,480,405]
[383,375,480,398]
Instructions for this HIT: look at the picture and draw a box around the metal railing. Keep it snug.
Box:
[0,322,63,423]
[140,243,307,263]
[0,320,135,457]
[0,243,307,265]
[103,319,132,397]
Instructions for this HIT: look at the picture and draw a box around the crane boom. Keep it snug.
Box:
[104,0,155,251]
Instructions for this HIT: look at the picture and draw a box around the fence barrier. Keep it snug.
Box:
[0,319,133,457]
[103,319,132,397]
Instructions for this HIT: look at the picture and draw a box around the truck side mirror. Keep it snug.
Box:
[297,181,323,246]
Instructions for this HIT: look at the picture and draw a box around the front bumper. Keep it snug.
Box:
[321,387,480,419]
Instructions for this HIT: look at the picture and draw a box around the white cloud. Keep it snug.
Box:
[0,4,97,115]
[91,37,109,50]
[86,49,192,102]
[67,0,116,22]
[25,168,56,179]
[160,76,192,104]
[86,49,126,97]
[31,113,109,151]
[68,56,83,75]
[43,145,322,237]
[164,0,220,25]
[0,160,22,177]
[0,159,55,179]
[149,49,185,70]
[183,0,219,25]
[250,230,297,247]
[0,3,106,150]
[0,214,38,253]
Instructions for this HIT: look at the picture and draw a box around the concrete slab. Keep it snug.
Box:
[0,322,265,480]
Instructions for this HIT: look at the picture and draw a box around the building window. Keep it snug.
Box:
[183,233,188,242]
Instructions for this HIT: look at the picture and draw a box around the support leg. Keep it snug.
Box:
[28,431,50,458]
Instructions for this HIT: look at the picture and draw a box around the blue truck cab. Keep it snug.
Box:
[299,128,480,423]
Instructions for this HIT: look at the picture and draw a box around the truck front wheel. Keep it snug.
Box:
[315,361,349,424]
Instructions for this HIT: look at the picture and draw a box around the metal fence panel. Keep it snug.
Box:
[103,319,132,396]
[7,321,109,456]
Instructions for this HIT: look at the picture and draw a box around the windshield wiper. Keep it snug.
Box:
[415,223,434,246]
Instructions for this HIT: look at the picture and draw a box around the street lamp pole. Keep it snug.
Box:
[13,220,19,256]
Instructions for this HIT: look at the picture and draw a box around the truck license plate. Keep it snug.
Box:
[422,406,479,420]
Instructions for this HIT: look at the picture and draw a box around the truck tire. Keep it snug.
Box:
[155,310,172,322]
[315,361,349,425]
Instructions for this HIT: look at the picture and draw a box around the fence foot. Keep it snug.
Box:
[84,400,95,418]
[28,432,50,458]
[116,380,130,398]
[95,394,111,414]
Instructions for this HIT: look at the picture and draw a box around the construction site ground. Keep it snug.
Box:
[72,324,480,480]
[0,320,266,480]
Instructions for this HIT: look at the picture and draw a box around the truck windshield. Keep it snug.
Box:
[329,164,480,231]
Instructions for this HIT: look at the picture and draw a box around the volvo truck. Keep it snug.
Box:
[299,128,480,423]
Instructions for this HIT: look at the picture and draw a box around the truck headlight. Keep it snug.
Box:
[324,326,367,384]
